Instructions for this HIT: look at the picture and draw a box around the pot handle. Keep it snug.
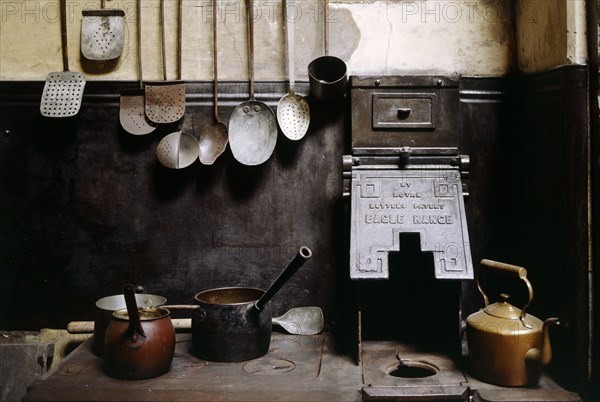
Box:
[478,259,533,322]
[123,284,147,349]
[255,246,312,311]
[162,304,202,310]
[163,305,206,323]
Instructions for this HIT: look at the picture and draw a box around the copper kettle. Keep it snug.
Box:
[466,259,559,387]
[104,284,175,380]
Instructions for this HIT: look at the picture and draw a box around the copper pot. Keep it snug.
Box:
[104,284,175,380]
[93,292,166,357]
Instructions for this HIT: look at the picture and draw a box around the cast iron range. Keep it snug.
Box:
[343,76,473,400]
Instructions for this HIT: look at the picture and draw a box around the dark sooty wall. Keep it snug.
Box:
[0,81,348,330]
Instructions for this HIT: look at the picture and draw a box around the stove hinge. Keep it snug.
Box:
[343,147,470,198]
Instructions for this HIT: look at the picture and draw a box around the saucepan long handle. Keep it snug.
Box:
[255,246,312,311]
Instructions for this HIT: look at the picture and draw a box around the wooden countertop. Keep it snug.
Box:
[24,333,582,402]
[24,333,363,402]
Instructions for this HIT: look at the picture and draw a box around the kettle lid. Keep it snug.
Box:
[484,293,522,320]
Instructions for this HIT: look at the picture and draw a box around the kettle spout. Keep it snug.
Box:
[525,317,560,367]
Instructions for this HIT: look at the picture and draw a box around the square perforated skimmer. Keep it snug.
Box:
[40,72,86,118]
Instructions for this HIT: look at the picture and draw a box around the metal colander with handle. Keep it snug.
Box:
[40,0,86,118]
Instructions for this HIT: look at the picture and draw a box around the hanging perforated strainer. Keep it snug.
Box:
[144,0,185,124]
[40,0,86,118]
[277,0,310,140]
[81,0,125,61]
[119,0,156,135]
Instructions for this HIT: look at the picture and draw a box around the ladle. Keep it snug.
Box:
[277,0,310,140]
[228,0,277,166]
[198,0,228,165]
[156,0,199,169]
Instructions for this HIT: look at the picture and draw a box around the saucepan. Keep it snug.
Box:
[189,246,312,362]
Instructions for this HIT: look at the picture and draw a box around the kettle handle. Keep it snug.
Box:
[122,284,147,349]
[478,259,533,322]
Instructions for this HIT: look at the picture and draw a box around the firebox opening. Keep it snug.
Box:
[360,233,460,353]
[387,360,439,378]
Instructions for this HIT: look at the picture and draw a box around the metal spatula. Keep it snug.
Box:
[144,0,186,125]
[81,0,125,60]
[40,0,86,118]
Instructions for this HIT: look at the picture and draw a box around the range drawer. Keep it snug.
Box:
[350,76,459,151]
[372,92,436,130]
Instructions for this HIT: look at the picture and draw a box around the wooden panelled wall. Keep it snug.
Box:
[0,66,592,397]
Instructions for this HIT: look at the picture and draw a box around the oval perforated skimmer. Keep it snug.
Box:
[277,95,310,141]
[277,0,310,140]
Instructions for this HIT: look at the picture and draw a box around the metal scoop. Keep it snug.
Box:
[277,0,310,140]
[198,0,228,165]
[40,0,86,118]
[272,306,324,335]
[119,0,156,135]
[228,0,277,166]
[156,128,199,169]
[81,0,125,61]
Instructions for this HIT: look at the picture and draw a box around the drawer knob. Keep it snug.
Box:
[397,108,411,119]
